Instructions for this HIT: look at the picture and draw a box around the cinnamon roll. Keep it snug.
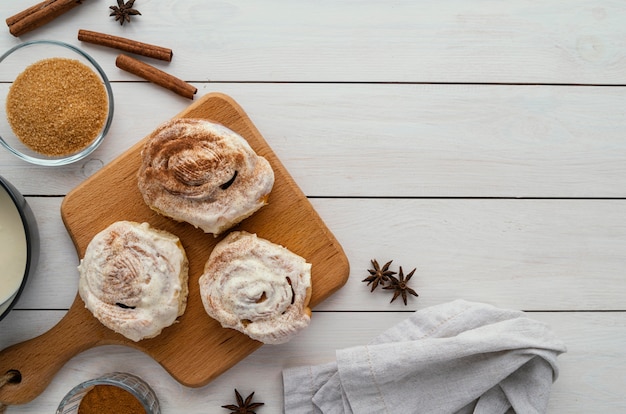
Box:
[78,221,189,342]
[137,118,275,235]
[199,231,312,344]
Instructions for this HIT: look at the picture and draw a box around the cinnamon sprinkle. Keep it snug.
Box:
[77,385,146,414]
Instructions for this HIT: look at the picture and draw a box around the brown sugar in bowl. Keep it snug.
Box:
[0,40,114,166]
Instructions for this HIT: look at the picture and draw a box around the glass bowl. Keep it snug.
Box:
[56,372,160,414]
[0,40,114,166]
[0,175,39,321]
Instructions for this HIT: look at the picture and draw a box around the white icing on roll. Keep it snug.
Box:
[78,221,189,342]
[137,118,275,235]
[199,231,312,344]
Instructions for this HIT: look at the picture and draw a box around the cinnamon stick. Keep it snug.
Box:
[116,54,197,100]
[78,29,173,62]
[6,0,84,37]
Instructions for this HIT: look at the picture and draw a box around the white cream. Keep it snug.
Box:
[137,119,275,236]
[199,231,312,344]
[78,221,189,342]
[0,186,27,305]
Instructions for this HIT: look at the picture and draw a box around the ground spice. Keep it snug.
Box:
[6,57,108,156]
[77,384,146,414]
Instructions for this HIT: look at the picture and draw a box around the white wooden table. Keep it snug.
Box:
[1,1,625,412]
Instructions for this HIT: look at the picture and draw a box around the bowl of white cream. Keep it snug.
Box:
[0,175,38,321]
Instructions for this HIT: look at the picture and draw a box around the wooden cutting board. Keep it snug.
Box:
[0,93,350,405]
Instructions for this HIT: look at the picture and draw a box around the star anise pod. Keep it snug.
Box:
[109,0,141,25]
[383,266,418,305]
[221,389,264,414]
[362,259,396,291]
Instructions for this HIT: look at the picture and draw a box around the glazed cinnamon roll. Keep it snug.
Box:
[137,118,274,235]
[199,231,312,344]
[78,221,189,342]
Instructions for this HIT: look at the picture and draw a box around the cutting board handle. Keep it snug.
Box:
[0,296,111,406]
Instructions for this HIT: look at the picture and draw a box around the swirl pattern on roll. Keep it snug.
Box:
[78,221,189,342]
[137,118,274,235]
[199,231,312,344]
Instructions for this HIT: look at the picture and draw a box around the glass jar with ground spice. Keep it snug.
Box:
[56,372,160,414]
[0,40,113,166]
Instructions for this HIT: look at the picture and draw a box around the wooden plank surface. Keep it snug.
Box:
[1,311,625,413]
[13,197,626,312]
[2,84,626,198]
[0,0,624,412]
[1,1,625,84]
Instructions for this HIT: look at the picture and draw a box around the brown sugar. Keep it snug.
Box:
[77,384,147,414]
[6,57,108,156]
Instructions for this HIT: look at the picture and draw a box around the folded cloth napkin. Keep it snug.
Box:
[283,300,566,414]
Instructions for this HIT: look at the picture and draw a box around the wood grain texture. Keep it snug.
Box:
[1,1,626,83]
[1,1,625,412]
[2,83,626,198]
[2,311,625,413]
[0,93,349,405]
[14,197,626,312]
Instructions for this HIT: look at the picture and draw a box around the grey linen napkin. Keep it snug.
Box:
[282,300,566,414]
